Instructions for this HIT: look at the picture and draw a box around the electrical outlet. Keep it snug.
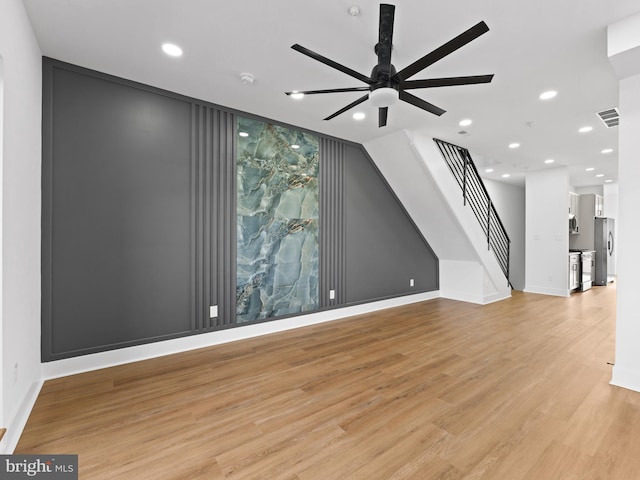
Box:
[329,289,335,300]
[209,305,218,318]
[410,279,415,287]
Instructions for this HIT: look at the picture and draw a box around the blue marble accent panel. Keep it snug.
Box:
[236,117,319,322]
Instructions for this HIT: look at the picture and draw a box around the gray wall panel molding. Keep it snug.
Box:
[211,108,236,328]
[41,57,438,360]
[320,138,347,308]
[343,144,439,304]
[357,145,439,261]
[193,105,237,331]
[193,103,207,331]
[42,59,197,360]
[41,58,55,360]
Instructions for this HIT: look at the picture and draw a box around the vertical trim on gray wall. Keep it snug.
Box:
[193,104,206,330]
[320,138,346,307]
[41,59,54,359]
[212,108,237,328]
[193,105,237,330]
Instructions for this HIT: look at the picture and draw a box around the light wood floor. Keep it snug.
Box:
[17,284,640,479]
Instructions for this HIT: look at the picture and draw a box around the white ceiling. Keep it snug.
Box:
[22,0,640,187]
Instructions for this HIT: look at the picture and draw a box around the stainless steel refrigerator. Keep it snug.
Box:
[594,217,614,286]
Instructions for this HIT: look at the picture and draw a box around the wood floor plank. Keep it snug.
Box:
[16,284,640,479]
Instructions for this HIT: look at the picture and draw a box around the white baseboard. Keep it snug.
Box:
[440,290,510,305]
[523,286,570,297]
[1,380,44,454]
[482,290,512,305]
[440,290,484,304]
[42,291,440,380]
[611,365,640,393]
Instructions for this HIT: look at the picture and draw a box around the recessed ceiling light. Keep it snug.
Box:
[291,144,300,149]
[290,91,304,100]
[459,119,472,127]
[485,168,494,173]
[578,126,593,133]
[353,112,366,120]
[539,90,557,100]
[596,174,604,178]
[502,173,511,178]
[544,159,555,164]
[508,143,520,149]
[601,148,614,154]
[238,131,249,137]
[605,179,613,183]
[162,43,183,57]
[585,167,595,172]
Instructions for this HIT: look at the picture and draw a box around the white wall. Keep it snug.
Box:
[364,131,476,263]
[0,0,43,453]
[484,179,526,291]
[611,73,640,391]
[608,10,640,392]
[524,167,570,296]
[0,53,3,443]
[603,183,619,219]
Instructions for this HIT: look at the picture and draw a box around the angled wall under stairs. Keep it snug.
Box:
[364,130,511,305]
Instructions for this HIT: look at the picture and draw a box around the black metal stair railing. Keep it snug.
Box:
[434,138,511,285]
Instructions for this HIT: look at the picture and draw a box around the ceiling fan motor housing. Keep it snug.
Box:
[369,87,399,108]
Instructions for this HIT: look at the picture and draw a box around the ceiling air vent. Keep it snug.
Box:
[597,107,619,128]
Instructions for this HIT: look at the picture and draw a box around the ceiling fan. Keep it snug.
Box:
[286,4,494,127]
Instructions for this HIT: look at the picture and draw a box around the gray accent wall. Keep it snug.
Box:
[343,144,439,303]
[42,58,438,361]
[42,62,196,360]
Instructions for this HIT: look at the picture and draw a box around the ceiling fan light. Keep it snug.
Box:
[369,87,399,108]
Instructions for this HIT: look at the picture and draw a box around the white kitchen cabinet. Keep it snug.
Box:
[568,192,580,217]
[569,252,580,291]
[569,192,580,234]
[595,194,604,217]
[569,193,606,250]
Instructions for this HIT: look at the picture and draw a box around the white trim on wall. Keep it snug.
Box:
[43,291,440,380]
[0,54,5,453]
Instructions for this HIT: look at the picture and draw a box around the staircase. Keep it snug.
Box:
[364,130,511,304]
[434,138,511,285]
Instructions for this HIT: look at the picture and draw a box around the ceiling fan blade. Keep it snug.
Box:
[285,86,371,96]
[291,44,373,85]
[399,90,446,116]
[324,94,369,121]
[379,107,388,127]
[377,4,396,79]
[402,74,494,89]
[393,21,490,82]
